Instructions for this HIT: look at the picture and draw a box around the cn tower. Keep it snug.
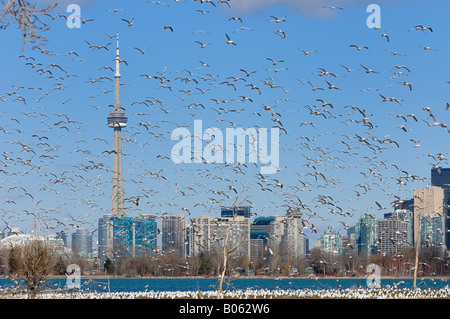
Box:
[107,29,127,217]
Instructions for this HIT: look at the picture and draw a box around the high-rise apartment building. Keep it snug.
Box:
[376,217,411,256]
[320,228,344,255]
[55,230,69,248]
[413,187,444,243]
[384,209,414,247]
[190,215,250,258]
[98,214,113,268]
[162,214,186,257]
[270,209,308,259]
[71,228,93,257]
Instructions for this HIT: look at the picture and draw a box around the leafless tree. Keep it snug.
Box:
[216,192,249,299]
[12,239,57,298]
[0,0,57,51]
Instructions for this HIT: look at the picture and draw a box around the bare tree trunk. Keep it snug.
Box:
[217,193,247,299]
[217,229,230,299]
[413,217,421,290]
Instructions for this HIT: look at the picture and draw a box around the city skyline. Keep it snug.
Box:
[0,0,449,249]
[3,169,447,261]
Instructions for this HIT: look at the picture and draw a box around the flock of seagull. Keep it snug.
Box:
[2,282,450,299]
[0,1,449,245]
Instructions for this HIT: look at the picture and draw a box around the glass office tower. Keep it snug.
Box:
[431,167,450,248]
[111,215,157,258]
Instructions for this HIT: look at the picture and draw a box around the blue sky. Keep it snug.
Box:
[0,0,449,245]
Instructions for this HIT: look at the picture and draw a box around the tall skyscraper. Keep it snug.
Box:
[413,187,444,243]
[71,228,93,257]
[420,213,445,253]
[285,212,308,259]
[431,167,450,247]
[98,214,113,268]
[268,210,308,259]
[431,167,450,195]
[108,29,127,217]
[162,214,186,257]
[355,213,377,258]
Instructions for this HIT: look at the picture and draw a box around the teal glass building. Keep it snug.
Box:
[355,213,377,258]
[421,213,445,255]
[110,215,157,258]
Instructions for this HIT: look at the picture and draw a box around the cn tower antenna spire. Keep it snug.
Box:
[115,28,120,79]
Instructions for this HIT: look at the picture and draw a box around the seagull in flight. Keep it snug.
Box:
[134,47,151,54]
[298,48,317,55]
[419,46,437,51]
[195,41,210,48]
[410,139,421,147]
[349,44,368,50]
[409,25,433,32]
[326,81,342,90]
[225,33,237,46]
[380,33,390,42]
[375,201,386,210]
[269,16,286,23]
[379,94,401,104]
[322,5,343,10]
[340,64,358,72]
[106,8,126,13]
[121,18,134,27]
[360,64,379,74]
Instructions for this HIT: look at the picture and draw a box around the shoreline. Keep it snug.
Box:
[37,275,450,280]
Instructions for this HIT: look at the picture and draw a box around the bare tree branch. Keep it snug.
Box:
[0,0,57,51]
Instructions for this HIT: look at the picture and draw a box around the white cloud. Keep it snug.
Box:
[227,0,394,17]
[228,0,326,16]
